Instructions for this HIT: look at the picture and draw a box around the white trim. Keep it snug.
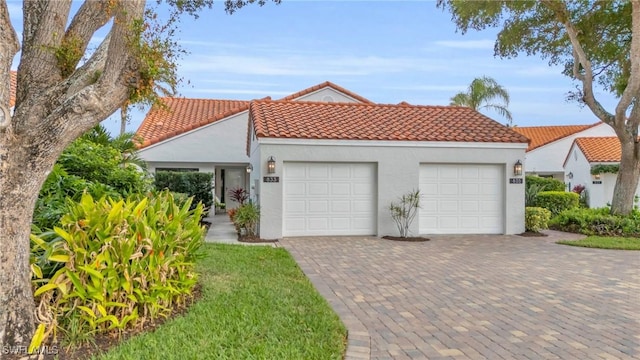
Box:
[139,109,249,152]
[257,137,528,149]
[292,87,364,104]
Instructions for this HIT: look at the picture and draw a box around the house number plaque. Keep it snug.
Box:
[509,178,523,184]
[263,176,280,183]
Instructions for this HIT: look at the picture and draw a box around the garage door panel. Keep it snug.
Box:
[331,165,351,178]
[309,165,329,178]
[331,183,350,195]
[308,183,329,195]
[420,164,503,234]
[285,200,306,213]
[285,182,305,195]
[284,162,376,236]
[308,200,328,213]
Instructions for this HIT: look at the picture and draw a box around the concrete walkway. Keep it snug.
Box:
[281,232,640,360]
[203,213,276,247]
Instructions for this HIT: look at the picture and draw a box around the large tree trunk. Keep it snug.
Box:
[610,140,640,214]
[0,137,56,353]
[0,0,146,352]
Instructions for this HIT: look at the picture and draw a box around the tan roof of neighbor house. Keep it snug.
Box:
[136,97,251,148]
[512,123,601,151]
[250,100,530,143]
[574,137,623,163]
[278,81,373,104]
[9,70,16,107]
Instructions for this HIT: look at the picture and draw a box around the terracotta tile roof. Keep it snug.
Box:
[278,81,373,104]
[250,100,530,143]
[136,97,250,148]
[9,70,16,107]
[512,123,601,151]
[574,137,623,162]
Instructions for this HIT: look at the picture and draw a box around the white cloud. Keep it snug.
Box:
[433,39,495,50]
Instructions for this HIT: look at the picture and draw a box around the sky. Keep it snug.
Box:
[7,0,620,135]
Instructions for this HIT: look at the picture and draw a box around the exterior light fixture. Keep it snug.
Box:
[594,173,601,180]
[267,156,276,174]
[246,163,253,173]
[513,160,523,177]
[567,172,573,179]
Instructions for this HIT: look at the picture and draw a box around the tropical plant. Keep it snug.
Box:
[228,187,250,206]
[388,190,421,238]
[29,191,205,350]
[450,76,513,126]
[234,203,261,238]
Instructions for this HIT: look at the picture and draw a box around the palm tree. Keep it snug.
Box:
[450,76,513,126]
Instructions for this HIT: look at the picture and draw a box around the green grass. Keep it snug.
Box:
[94,244,347,360]
[557,236,640,250]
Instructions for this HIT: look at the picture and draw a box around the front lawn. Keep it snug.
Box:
[557,236,640,250]
[94,244,347,360]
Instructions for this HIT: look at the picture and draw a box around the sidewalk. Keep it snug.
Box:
[203,213,276,246]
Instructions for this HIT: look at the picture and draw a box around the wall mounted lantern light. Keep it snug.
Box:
[567,172,574,179]
[267,156,276,174]
[594,173,601,180]
[246,163,253,174]
[513,160,523,177]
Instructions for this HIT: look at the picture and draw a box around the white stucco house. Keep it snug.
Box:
[136,82,372,209]
[137,82,529,238]
[564,137,640,208]
[513,122,616,181]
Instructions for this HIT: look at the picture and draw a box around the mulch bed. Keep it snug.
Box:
[517,231,548,237]
[238,235,279,243]
[14,285,204,360]
[382,235,430,242]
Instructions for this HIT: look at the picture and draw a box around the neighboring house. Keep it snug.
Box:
[247,100,529,238]
[136,82,371,209]
[564,137,640,208]
[513,122,616,181]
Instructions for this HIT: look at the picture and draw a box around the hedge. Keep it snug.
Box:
[525,207,552,233]
[534,191,579,215]
[550,207,640,237]
[154,171,214,210]
[525,176,565,192]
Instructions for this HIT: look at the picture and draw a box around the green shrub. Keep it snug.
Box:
[29,191,205,350]
[534,191,579,215]
[525,183,544,207]
[525,207,552,232]
[234,202,260,237]
[526,176,565,192]
[388,189,421,238]
[154,171,213,210]
[550,207,640,237]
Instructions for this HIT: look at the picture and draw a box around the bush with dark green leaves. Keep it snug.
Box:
[33,126,151,230]
[526,176,565,192]
[550,207,640,237]
[534,191,579,215]
[154,171,214,210]
[525,207,552,232]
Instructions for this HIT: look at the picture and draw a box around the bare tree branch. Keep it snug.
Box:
[63,1,114,72]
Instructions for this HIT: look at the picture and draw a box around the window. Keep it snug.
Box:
[156,168,199,173]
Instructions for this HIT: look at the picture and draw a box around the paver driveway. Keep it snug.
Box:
[280,233,640,360]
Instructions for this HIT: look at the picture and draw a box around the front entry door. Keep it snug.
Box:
[223,168,245,209]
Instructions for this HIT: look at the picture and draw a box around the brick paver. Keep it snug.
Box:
[279,232,640,359]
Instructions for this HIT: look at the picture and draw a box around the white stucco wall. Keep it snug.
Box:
[293,88,364,103]
[250,139,526,239]
[524,123,615,178]
[138,111,250,164]
[564,143,640,208]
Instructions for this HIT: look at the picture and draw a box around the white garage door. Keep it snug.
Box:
[283,162,376,236]
[419,164,503,234]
